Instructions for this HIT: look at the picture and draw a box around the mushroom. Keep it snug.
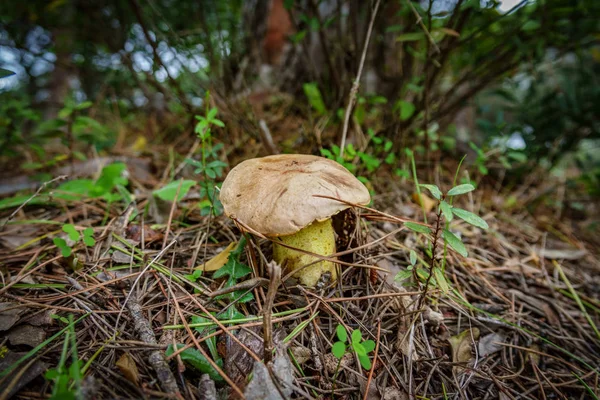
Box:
[220,154,370,287]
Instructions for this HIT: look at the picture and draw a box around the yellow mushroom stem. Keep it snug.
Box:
[272,218,337,287]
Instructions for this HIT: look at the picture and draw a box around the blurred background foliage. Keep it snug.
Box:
[0,0,599,197]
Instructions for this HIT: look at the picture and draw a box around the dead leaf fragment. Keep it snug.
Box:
[116,352,140,384]
[0,303,24,331]
[396,328,418,361]
[478,332,506,358]
[244,346,294,400]
[8,324,46,347]
[0,350,48,398]
[197,242,236,272]
[412,193,436,214]
[438,27,460,37]
[198,374,217,400]
[449,328,480,375]
[290,345,311,365]
[382,387,409,400]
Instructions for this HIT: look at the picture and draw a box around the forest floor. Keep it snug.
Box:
[0,123,599,399]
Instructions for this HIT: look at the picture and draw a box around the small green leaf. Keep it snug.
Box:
[405,222,431,234]
[153,180,196,202]
[358,354,372,370]
[207,108,218,120]
[0,68,16,78]
[74,101,93,110]
[53,238,72,257]
[166,344,223,381]
[58,107,73,119]
[451,208,489,229]
[332,341,346,359]
[395,32,425,42]
[433,267,449,293]
[62,224,80,241]
[362,340,376,353]
[351,329,362,344]
[419,184,442,200]
[409,250,417,266]
[353,342,366,356]
[303,82,326,115]
[213,256,251,280]
[336,324,347,343]
[398,100,416,121]
[82,237,95,247]
[447,184,475,196]
[442,229,468,257]
[440,201,453,222]
[395,269,413,282]
[82,228,96,247]
[507,151,527,163]
[522,20,541,31]
[211,119,225,128]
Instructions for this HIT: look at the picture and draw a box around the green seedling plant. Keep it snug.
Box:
[331,324,375,395]
[53,224,96,257]
[44,314,83,400]
[212,237,254,308]
[186,94,228,216]
[332,324,375,370]
[397,151,489,299]
[168,239,252,380]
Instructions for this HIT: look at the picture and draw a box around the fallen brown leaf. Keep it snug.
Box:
[116,352,140,384]
[197,241,236,272]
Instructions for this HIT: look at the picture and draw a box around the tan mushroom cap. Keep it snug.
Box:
[220,154,370,237]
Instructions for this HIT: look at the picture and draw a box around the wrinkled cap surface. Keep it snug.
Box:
[220,154,371,236]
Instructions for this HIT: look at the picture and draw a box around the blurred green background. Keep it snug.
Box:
[0,0,598,197]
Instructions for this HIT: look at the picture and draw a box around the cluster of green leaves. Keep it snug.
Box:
[331,324,375,370]
[212,237,254,306]
[44,315,83,400]
[186,97,228,216]
[58,162,130,203]
[22,100,115,163]
[0,162,131,211]
[168,239,251,379]
[0,92,40,157]
[53,224,95,257]
[468,139,527,176]
[396,169,489,292]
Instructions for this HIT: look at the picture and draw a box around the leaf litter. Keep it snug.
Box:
[0,148,598,399]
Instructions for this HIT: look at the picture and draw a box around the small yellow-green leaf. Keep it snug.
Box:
[197,242,237,272]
